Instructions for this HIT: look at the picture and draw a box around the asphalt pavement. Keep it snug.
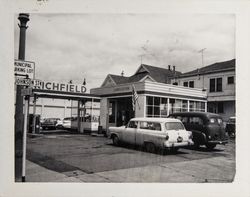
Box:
[23,130,235,182]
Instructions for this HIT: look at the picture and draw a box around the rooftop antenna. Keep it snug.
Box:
[198,48,206,90]
[198,48,206,67]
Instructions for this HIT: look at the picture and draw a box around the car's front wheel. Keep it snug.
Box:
[112,135,120,146]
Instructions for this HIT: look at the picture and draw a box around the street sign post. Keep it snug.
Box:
[14,59,35,79]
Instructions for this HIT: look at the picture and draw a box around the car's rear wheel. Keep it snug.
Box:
[206,143,216,150]
[145,142,156,153]
[171,147,179,153]
[112,135,120,146]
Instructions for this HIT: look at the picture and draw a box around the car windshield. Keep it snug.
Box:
[165,122,184,130]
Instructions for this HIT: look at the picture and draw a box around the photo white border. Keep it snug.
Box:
[1,0,250,196]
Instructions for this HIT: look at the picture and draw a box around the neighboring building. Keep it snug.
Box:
[29,98,73,120]
[171,59,235,121]
[91,64,207,133]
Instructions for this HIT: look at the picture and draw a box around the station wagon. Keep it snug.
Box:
[108,117,193,153]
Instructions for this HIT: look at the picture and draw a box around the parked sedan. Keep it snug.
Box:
[41,118,59,130]
[109,117,193,153]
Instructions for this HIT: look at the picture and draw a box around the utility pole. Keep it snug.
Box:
[15,13,29,181]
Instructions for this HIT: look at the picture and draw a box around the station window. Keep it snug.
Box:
[172,82,178,85]
[189,81,194,88]
[227,76,234,84]
[183,81,194,88]
[210,77,222,92]
[183,82,188,87]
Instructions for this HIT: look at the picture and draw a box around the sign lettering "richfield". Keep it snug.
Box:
[34,81,86,93]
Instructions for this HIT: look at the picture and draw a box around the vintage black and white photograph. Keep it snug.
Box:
[13,13,236,183]
[2,0,250,196]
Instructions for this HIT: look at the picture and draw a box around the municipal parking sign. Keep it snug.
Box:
[14,59,35,79]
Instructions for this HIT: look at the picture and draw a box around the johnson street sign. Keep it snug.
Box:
[14,59,35,79]
[15,78,32,86]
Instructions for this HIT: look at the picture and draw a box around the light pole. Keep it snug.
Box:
[15,13,29,181]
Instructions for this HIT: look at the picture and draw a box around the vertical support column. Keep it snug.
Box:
[77,100,81,133]
[187,100,190,112]
[32,96,36,134]
[205,101,207,112]
[167,97,170,116]
[91,98,94,122]
[115,100,118,126]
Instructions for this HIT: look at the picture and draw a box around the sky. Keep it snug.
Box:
[14,14,235,92]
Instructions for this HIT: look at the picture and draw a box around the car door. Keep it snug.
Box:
[121,121,137,144]
[136,121,163,146]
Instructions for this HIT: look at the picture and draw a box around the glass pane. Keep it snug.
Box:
[147,106,153,116]
[161,98,168,104]
[154,106,160,116]
[154,97,160,106]
[147,96,153,105]
[210,78,215,92]
[217,78,222,92]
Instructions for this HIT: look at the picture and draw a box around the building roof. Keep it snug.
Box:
[140,64,182,83]
[102,64,181,87]
[178,59,235,78]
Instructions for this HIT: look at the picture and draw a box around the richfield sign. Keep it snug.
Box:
[34,81,87,93]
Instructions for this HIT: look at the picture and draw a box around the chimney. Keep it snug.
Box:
[168,65,171,70]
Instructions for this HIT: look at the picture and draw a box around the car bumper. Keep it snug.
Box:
[164,140,194,148]
[207,140,228,145]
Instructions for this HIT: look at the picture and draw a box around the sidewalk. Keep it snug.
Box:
[22,156,235,182]
[24,160,81,182]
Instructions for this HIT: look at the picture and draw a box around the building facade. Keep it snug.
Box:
[91,64,207,132]
[170,59,235,121]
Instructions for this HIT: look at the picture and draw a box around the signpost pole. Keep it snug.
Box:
[15,13,29,181]
[21,96,29,182]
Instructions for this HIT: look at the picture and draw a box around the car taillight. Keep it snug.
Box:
[189,132,193,139]
[166,134,169,140]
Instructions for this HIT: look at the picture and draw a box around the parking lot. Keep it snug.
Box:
[26,130,235,182]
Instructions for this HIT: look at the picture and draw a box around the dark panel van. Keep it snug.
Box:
[168,112,228,150]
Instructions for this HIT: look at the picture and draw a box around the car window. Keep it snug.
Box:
[209,118,223,124]
[165,122,184,130]
[127,121,138,128]
[139,121,161,131]
[189,117,203,125]
[217,118,223,124]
